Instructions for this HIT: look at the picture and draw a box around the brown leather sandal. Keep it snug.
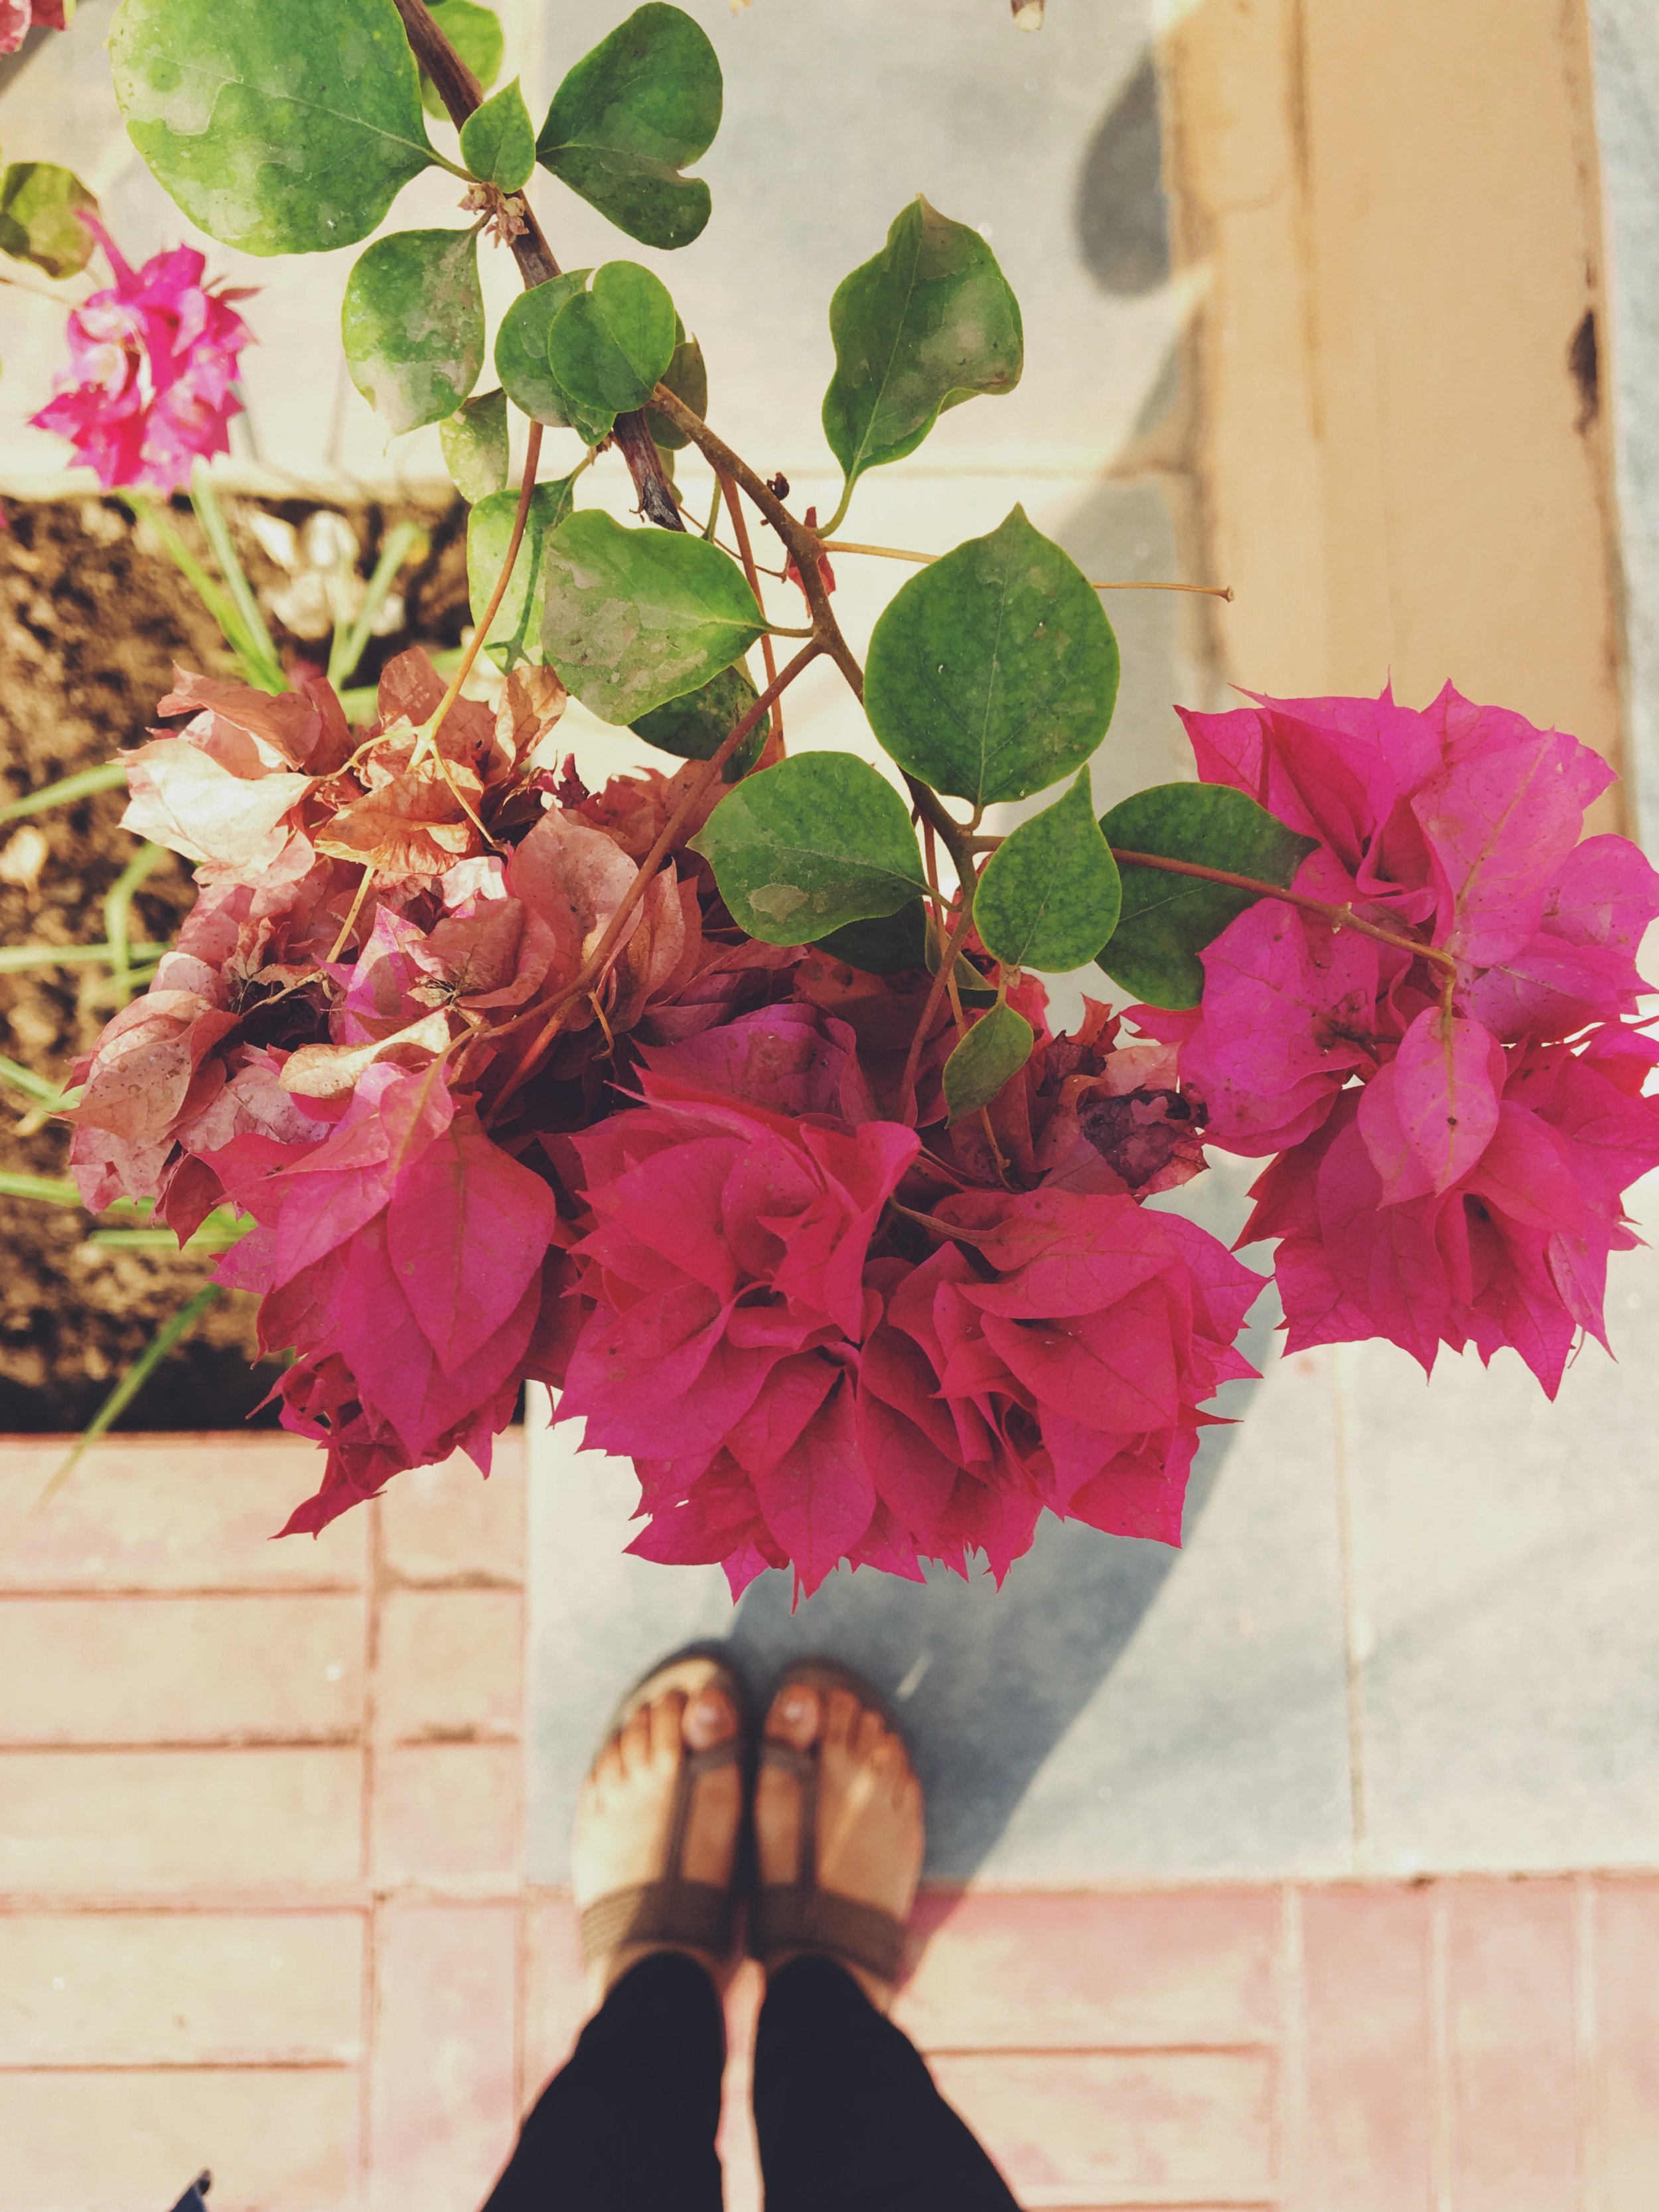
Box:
[577,1649,748,1976]
[749,1659,912,1991]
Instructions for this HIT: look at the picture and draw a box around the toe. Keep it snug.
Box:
[592,1734,625,1793]
[766,1680,821,1751]
[648,1688,686,1765]
[823,1686,858,1750]
[854,1706,885,1759]
[617,1701,654,1778]
[684,1681,737,1753]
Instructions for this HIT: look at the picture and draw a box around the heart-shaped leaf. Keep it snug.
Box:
[942,1003,1035,1123]
[975,771,1121,971]
[1098,782,1319,1009]
[421,1,504,119]
[691,753,930,945]
[632,662,769,779]
[111,0,437,255]
[460,77,534,191]
[824,196,1022,507]
[645,329,707,450]
[817,900,928,974]
[494,273,612,444]
[536,3,721,251]
[864,506,1119,806]
[440,389,510,504]
[541,510,765,724]
[547,260,678,416]
[467,477,579,670]
[342,228,484,435]
[0,161,98,279]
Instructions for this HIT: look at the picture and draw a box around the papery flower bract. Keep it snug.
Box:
[31,220,252,494]
[0,0,70,57]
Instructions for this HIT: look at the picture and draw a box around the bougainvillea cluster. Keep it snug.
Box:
[1135,686,1659,1393]
[68,652,1657,1593]
[29,220,252,494]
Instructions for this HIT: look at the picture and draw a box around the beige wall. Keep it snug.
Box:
[1161,0,1624,825]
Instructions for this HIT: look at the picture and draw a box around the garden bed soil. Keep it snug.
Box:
[0,487,469,1432]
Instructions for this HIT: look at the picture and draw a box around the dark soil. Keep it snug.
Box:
[0,488,469,1433]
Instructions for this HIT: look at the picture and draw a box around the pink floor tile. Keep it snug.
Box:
[379,1441,524,1586]
[370,1740,522,1888]
[374,1586,522,1745]
[1591,1880,1659,2212]
[1444,1881,1580,2212]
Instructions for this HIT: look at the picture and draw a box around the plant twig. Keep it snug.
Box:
[899,893,978,1116]
[716,468,780,731]
[390,0,683,531]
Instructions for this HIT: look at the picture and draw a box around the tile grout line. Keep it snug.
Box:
[1574,1874,1599,2212]
[1274,1884,1305,2212]
[358,1497,384,2211]
[1428,1883,1453,2212]
[1328,1348,1370,1874]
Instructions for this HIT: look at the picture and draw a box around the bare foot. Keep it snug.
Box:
[754,1676,925,2009]
[571,1657,744,2004]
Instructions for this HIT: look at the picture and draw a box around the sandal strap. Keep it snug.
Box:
[751,1884,907,1986]
[579,1732,741,1970]
[752,1735,906,1986]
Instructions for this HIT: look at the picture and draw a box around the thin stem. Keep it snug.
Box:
[487,640,824,1118]
[34,1286,221,1513]
[822,539,1233,599]
[326,865,376,964]
[1104,847,1461,978]
[191,466,284,691]
[328,518,423,689]
[718,469,780,726]
[899,893,978,1116]
[0,940,168,975]
[0,762,127,829]
[390,0,682,532]
[103,842,170,1001]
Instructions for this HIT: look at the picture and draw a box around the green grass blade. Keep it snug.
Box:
[88,1207,250,1253]
[328,520,423,689]
[120,489,246,652]
[103,842,172,1001]
[0,1055,74,1109]
[0,940,168,975]
[0,762,129,829]
[0,1170,81,1205]
[35,1286,222,1511]
[190,469,283,694]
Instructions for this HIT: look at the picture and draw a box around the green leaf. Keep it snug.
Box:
[440,388,510,502]
[547,260,678,416]
[421,0,504,119]
[645,329,707,450]
[824,196,1023,507]
[494,273,613,443]
[817,900,928,974]
[459,77,534,190]
[975,771,1121,971]
[691,754,929,946]
[109,0,437,256]
[942,1004,1035,1124]
[466,477,578,670]
[342,228,484,435]
[632,661,768,780]
[536,2,721,250]
[864,506,1119,807]
[1098,782,1319,1009]
[0,162,98,279]
[541,510,765,725]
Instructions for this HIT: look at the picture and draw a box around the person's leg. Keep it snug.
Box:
[482,1950,725,2212]
[479,1658,746,2211]
[749,1678,1021,2212]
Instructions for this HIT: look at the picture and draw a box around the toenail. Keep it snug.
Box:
[782,1690,809,1721]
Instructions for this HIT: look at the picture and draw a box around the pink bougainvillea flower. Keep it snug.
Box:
[31,219,253,494]
[0,0,70,57]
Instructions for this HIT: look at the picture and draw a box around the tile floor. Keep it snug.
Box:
[5,1434,1659,2212]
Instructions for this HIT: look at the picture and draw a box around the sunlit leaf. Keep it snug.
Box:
[546,259,678,416]
[942,1003,1034,1123]
[459,77,534,191]
[975,771,1121,970]
[691,753,929,945]
[824,196,1022,506]
[440,388,510,503]
[1098,782,1317,1009]
[493,273,611,445]
[110,0,436,255]
[864,506,1118,806]
[0,161,98,279]
[467,477,578,670]
[541,509,765,723]
[421,0,504,120]
[536,3,721,250]
[342,228,483,435]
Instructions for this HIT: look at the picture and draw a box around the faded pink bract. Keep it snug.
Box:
[0,0,70,56]
[30,220,253,494]
[1152,684,1659,1392]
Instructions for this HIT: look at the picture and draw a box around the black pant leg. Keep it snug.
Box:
[480,1951,726,2212]
[752,1955,1021,2212]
